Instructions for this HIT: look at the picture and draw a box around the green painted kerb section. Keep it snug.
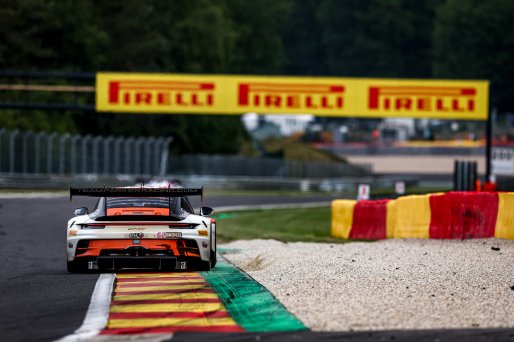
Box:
[200,255,307,332]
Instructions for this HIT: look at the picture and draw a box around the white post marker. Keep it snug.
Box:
[395,181,405,195]
[56,273,115,342]
[357,184,370,200]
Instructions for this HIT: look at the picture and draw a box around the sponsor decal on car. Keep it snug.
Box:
[156,232,182,239]
[128,232,144,238]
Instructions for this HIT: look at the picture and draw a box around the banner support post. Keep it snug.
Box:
[485,106,494,183]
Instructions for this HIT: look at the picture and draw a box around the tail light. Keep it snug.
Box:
[168,223,198,229]
[79,224,105,229]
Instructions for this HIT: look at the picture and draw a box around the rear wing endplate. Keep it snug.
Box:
[70,187,203,202]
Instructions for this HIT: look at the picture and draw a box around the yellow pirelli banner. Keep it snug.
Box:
[96,73,489,120]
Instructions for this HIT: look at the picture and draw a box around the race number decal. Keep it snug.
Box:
[156,232,182,239]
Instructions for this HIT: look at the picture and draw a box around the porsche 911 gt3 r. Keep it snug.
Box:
[66,187,216,272]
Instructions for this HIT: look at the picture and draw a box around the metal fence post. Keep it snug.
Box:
[82,135,92,174]
[70,135,80,175]
[59,134,70,175]
[92,136,102,175]
[125,137,135,174]
[9,130,19,174]
[154,138,164,176]
[34,132,45,174]
[113,137,122,174]
[22,131,33,174]
[134,137,145,176]
[144,137,155,176]
[47,132,57,174]
[160,137,173,177]
[103,136,114,175]
[0,129,6,172]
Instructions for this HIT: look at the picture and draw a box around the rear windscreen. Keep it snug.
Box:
[106,197,177,209]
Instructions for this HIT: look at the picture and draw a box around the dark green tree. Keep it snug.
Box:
[317,0,442,77]
[224,0,291,75]
[96,0,167,71]
[282,0,328,76]
[433,0,514,111]
[160,0,237,74]
[0,0,106,70]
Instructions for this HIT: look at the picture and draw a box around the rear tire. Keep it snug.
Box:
[199,251,216,271]
[198,261,210,271]
[67,259,87,273]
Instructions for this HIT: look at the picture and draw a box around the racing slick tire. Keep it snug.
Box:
[67,259,87,273]
[199,251,216,271]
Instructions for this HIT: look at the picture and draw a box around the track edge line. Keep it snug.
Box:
[55,273,115,342]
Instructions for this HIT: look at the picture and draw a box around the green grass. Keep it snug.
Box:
[213,207,344,243]
[370,186,451,197]
[205,189,352,197]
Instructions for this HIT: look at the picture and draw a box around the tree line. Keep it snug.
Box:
[0,0,513,153]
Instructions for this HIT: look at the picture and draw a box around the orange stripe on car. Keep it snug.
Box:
[75,239,201,258]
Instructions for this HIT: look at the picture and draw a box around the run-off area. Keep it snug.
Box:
[222,238,514,331]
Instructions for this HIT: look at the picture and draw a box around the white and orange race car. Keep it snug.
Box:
[66,187,216,273]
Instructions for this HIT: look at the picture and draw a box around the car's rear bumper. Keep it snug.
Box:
[73,238,201,258]
[70,238,206,270]
[93,255,190,271]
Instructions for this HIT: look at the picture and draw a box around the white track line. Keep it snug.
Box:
[56,273,115,342]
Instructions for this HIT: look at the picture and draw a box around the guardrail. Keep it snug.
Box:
[0,173,418,194]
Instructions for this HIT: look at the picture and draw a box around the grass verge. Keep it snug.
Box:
[213,206,344,243]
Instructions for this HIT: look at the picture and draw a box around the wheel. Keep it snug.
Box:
[198,251,215,271]
[198,260,211,271]
[67,259,87,273]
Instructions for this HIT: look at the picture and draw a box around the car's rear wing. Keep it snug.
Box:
[70,187,203,202]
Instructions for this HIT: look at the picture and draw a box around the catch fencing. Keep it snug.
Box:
[0,129,370,182]
[0,129,172,176]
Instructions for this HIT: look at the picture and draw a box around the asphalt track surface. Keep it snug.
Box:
[0,193,335,342]
[1,194,513,342]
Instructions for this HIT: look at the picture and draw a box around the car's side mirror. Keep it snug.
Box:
[74,207,89,216]
[200,207,214,217]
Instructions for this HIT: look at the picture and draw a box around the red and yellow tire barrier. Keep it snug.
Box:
[331,200,356,239]
[101,272,244,334]
[385,200,396,239]
[331,191,514,240]
[350,199,389,239]
[394,194,431,238]
[496,192,514,239]
[429,192,498,239]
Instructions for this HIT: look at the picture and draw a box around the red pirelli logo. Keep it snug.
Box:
[238,83,345,110]
[368,86,477,112]
[108,80,215,107]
